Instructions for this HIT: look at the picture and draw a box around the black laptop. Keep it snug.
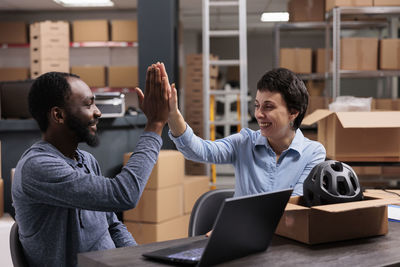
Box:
[143,188,292,266]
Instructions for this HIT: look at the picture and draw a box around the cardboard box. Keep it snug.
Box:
[382,166,400,176]
[71,66,106,88]
[30,60,69,79]
[123,185,183,223]
[276,193,398,244]
[0,179,3,218]
[302,110,400,160]
[29,21,70,79]
[372,98,400,111]
[30,47,69,62]
[108,66,138,88]
[326,0,373,11]
[30,21,69,39]
[315,48,332,73]
[306,80,325,96]
[280,48,312,74]
[123,150,184,189]
[126,214,190,244]
[380,39,400,70]
[306,96,330,115]
[352,166,383,175]
[73,20,109,42]
[288,0,325,22]
[183,176,210,214]
[0,22,27,44]
[0,68,29,82]
[341,37,378,71]
[185,160,206,175]
[365,189,400,198]
[374,0,400,6]
[111,20,137,42]
[30,21,69,56]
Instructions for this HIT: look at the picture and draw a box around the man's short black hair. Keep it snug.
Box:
[256,68,309,130]
[28,72,80,132]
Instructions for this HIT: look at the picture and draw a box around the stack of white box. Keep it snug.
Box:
[30,21,69,79]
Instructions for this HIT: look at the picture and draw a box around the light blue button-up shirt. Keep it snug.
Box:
[169,125,326,197]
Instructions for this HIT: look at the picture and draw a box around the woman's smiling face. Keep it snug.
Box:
[254,90,297,139]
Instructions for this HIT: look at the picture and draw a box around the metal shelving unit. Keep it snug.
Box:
[274,20,388,68]
[275,7,400,100]
[326,6,400,99]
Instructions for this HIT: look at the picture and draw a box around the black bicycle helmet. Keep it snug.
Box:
[303,160,363,207]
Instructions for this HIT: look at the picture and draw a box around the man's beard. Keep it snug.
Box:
[65,111,99,147]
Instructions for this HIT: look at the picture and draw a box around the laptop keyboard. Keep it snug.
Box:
[167,247,205,261]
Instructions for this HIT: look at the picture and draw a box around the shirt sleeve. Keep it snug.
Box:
[20,131,162,212]
[168,124,242,164]
[107,212,137,247]
[292,143,326,196]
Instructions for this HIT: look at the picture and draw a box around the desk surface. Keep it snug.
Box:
[78,221,400,267]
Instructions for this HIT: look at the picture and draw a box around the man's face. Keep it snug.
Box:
[64,77,101,147]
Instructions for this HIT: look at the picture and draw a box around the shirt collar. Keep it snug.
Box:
[34,140,85,165]
[254,129,304,156]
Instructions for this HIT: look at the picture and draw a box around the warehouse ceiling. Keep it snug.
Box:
[0,0,288,31]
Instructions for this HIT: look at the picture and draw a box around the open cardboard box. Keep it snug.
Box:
[275,192,400,244]
[302,110,400,161]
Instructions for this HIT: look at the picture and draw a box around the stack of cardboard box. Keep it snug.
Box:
[325,0,373,11]
[0,22,29,80]
[280,48,312,74]
[184,54,218,175]
[71,20,138,89]
[288,0,325,22]
[341,37,378,71]
[122,150,210,244]
[72,20,109,42]
[380,39,400,70]
[111,20,138,42]
[30,21,69,79]
[0,68,29,82]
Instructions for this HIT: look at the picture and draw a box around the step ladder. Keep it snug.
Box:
[202,0,248,188]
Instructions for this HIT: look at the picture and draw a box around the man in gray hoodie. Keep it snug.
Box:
[12,63,169,267]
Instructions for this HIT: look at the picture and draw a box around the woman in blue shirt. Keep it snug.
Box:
[165,66,326,197]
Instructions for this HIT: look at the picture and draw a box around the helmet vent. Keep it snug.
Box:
[350,174,357,190]
[331,161,343,172]
[322,174,330,190]
[337,176,349,195]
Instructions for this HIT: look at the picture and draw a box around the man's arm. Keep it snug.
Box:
[17,64,170,212]
[107,212,136,247]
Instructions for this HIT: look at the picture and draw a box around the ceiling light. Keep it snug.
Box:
[53,0,114,7]
[260,12,289,22]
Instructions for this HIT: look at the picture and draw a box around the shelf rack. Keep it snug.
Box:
[1,41,138,48]
[326,6,400,99]
[275,7,400,100]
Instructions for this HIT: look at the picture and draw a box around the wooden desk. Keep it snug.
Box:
[78,221,400,266]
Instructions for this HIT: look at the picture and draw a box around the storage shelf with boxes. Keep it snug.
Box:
[326,6,400,99]
[0,19,139,91]
[0,19,140,118]
[277,3,400,132]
